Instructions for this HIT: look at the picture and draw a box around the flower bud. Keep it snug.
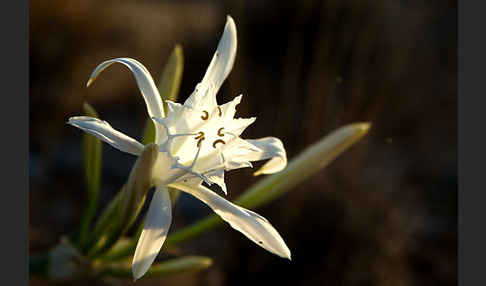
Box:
[119,143,159,226]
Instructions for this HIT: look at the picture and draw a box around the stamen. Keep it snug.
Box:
[194,131,205,140]
[171,138,212,185]
[217,127,225,137]
[197,137,205,147]
[194,131,205,148]
[201,111,209,120]
[190,142,203,168]
[223,130,238,138]
[217,106,222,117]
[213,139,226,148]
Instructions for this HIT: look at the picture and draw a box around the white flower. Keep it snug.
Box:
[68,16,290,280]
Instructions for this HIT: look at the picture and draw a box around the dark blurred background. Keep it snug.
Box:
[29,0,457,285]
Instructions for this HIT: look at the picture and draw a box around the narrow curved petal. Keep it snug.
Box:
[184,16,237,108]
[87,57,166,142]
[132,187,172,280]
[202,16,237,92]
[170,183,291,259]
[68,116,143,156]
[245,137,287,175]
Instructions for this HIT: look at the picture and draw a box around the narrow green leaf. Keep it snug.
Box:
[77,102,102,247]
[81,186,122,253]
[159,44,184,103]
[100,256,212,278]
[100,216,145,261]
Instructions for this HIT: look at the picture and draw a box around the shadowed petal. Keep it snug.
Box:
[132,187,172,280]
[170,183,291,259]
[68,116,143,155]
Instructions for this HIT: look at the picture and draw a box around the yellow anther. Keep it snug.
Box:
[194,131,205,140]
[212,139,226,148]
[195,131,205,147]
[217,127,225,137]
[217,106,222,117]
[201,111,209,120]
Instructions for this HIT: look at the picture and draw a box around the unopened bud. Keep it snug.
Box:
[120,143,159,226]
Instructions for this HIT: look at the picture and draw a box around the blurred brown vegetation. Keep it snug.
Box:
[30,0,456,285]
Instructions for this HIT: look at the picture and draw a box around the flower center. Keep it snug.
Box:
[195,108,228,149]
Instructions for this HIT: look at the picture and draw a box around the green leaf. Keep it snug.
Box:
[141,45,184,145]
[77,102,102,247]
[158,44,184,103]
[99,256,212,278]
[99,217,145,261]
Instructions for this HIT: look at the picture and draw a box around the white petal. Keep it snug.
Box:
[132,187,172,280]
[245,137,287,175]
[229,117,256,136]
[87,58,166,143]
[68,116,143,156]
[202,16,237,93]
[151,151,186,187]
[219,94,242,120]
[184,16,237,109]
[170,183,291,259]
[221,137,261,171]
